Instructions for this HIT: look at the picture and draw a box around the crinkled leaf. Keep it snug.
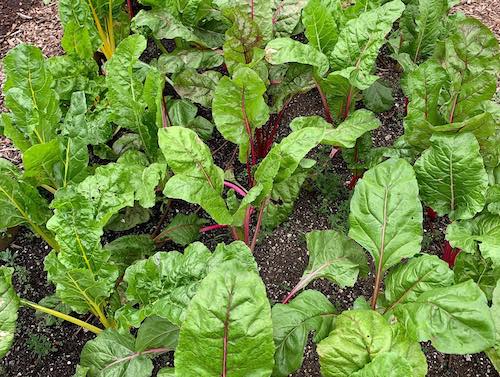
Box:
[265,37,329,76]
[351,352,413,377]
[382,254,454,312]
[105,235,156,274]
[453,252,499,300]
[486,281,500,372]
[135,316,178,352]
[303,0,339,55]
[349,158,423,273]
[158,213,207,246]
[363,81,394,113]
[172,69,221,108]
[395,280,495,354]
[318,310,392,377]
[175,260,275,376]
[414,133,488,220]
[272,0,308,37]
[0,267,19,358]
[272,290,336,377]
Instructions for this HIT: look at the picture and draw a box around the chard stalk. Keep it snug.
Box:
[20,299,103,334]
[250,198,269,252]
[315,80,333,124]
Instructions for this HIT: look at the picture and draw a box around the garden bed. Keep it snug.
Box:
[0,1,499,377]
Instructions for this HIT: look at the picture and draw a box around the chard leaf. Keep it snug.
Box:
[414,133,488,220]
[453,252,499,300]
[395,280,495,354]
[106,35,164,160]
[486,281,500,372]
[104,235,156,274]
[0,267,19,358]
[265,37,329,76]
[363,81,394,113]
[397,0,449,62]
[106,205,151,231]
[0,159,52,234]
[297,230,368,290]
[215,0,273,42]
[318,310,392,377]
[159,127,232,224]
[156,49,223,74]
[302,0,339,55]
[158,213,207,246]
[330,0,405,89]
[268,64,314,112]
[175,260,275,376]
[290,110,380,148]
[3,44,61,150]
[390,323,428,377]
[351,353,413,377]
[135,317,178,352]
[158,368,175,377]
[79,330,153,377]
[272,290,336,377]
[172,69,221,108]
[272,0,308,37]
[349,158,423,272]
[212,67,269,163]
[446,213,500,268]
[382,254,454,311]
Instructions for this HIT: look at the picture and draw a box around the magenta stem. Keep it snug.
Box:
[224,181,248,197]
[200,224,228,233]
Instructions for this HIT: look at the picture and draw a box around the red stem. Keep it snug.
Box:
[200,224,228,233]
[243,206,252,245]
[426,207,438,221]
[250,199,268,252]
[127,0,133,19]
[224,181,248,197]
[161,96,170,128]
[241,89,256,186]
[315,80,333,124]
[264,97,292,154]
[342,86,353,120]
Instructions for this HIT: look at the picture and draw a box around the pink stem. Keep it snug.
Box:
[224,181,248,197]
[264,97,292,153]
[200,224,228,233]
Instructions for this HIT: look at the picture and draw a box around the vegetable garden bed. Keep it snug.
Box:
[0,0,499,376]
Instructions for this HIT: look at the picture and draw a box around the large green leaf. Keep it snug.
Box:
[287,230,367,298]
[382,254,454,312]
[79,330,154,377]
[0,159,53,237]
[159,127,232,224]
[272,0,308,37]
[135,316,179,352]
[212,67,269,163]
[0,267,19,358]
[390,323,428,377]
[172,69,221,108]
[272,290,336,376]
[395,280,495,354]
[175,260,274,376]
[268,64,315,112]
[486,281,500,372]
[453,252,499,300]
[302,0,339,55]
[329,0,405,89]
[351,353,413,377]
[265,38,330,75]
[2,44,61,150]
[106,35,164,159]
[414,133,488,220]
[318,310,392,377]
[290,110,380,148]
[349,158,423,273]
[446,213,500,268]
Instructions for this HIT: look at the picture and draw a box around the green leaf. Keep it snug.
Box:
[349,158,423,272]
[397,0,449,62]
[272,290,336,377]
[290,110,380,148]
[0,267,19,358]
[135,317,178,352]
[390,323,428,377]
[104,235,156,274]
[175,260,275,376]
[363,81,394,113]
[395,280,496,354]
[318,310,392,377]
[268,64,315,112]
[158,368,175,377]
[172,69,221,108]
[159,127,232,224]
[271,0,308,37]
[156,49,223,74]
[382,254,454,312]
[351,352,414,377]
[158,213,207,246]
[79,330,153,377]
[414,133,488,220]
[303,0,339,55]
[212,67,269,162]
[106,35,164,160]
[486,281,500,372]
[2,44,61,150]
[58,0,100,54]
[299,230,367,290]
[446,213,500,268]
[453,252,499,300]
[330,0,405,89]
[106,205,151,231]
[265,37,329,75]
